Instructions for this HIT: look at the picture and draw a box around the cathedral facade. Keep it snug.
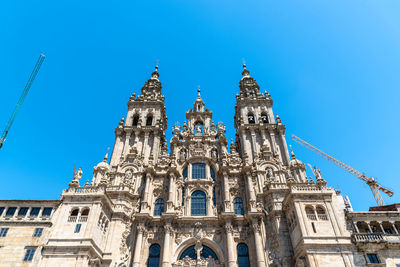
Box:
[0,66,400,267]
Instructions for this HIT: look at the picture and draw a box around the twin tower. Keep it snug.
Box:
[33,65,372,267]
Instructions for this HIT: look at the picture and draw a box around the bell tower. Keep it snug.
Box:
[234,64,291,167]
[110,66,167,167]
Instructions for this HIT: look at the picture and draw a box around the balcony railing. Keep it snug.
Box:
[78,216,88,222]
[307,214,317,220]
[68,216,77,222]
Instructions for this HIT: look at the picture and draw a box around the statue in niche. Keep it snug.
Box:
[211,149,218,160]
[195,124,202,135]
[179,149,187,161]
[267,168,274,178]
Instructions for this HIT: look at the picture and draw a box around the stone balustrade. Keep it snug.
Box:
[353,233,400,243]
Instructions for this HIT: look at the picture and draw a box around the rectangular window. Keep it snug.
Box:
[42,208,52,217]
[74,224,81,233]
[367,254,380,263]
[29,208,40,217]
[5,207,17,217]
[18,207,29,216]
[192,163,206,179]
[23,247,36,262]
[33,228,43,237]
[0,228,9,237]
[0,207,4,216]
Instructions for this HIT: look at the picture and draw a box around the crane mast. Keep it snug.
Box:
[291,135,393,206]
[0,54,45,149]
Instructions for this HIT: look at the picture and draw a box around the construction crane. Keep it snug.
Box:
[0,54,45,149]
[291,134,393,206]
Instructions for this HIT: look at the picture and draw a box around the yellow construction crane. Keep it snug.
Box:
[291,135,393,206]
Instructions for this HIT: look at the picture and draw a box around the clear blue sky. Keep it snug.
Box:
[0,0,399,211]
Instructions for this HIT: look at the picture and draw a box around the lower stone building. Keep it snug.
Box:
[0,66,399,267]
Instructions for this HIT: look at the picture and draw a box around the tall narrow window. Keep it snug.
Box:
[30,208,40,217]
[237,243,250,267]
[210,168,215,181]
[247,113,255,124]
[132,115,139,126]
[182,187,185,206]
[261,113,269,123]
[154,199,164,216]
[316,206,328,220]
[213,187,216,206]
[0,228,9,237]
[33,228,43,237]
[74,224,81,233]
[183,168,188,181]
[0,207,4,216]
[23,247,36,262]
[305,206,316,221]
[146,116,153,126]
[191,191,206,216]
[234,198,244,215]
[192,163,206,179]
[147,244,161,267]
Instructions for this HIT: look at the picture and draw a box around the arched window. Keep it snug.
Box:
[237,243,250,267]
[179,245,218,260]
[191,191,206,216]
[146,115,153,126]
[81,208,90,216]
[132,115,139,126]
[183,168,187,181]
[210,168,215,181]
[70,208,79,216]
[154,199,164,216]
[305,206,316,221]
[192,163,206,179]
[182,187,185,206]
[261,113,269,123]
[213,187,216,206]
[247,113,255,124]
[234,198,244,215]
[316,206,328,220]
[147,244,161,267]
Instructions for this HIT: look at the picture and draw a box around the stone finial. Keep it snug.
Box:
[289,145,296,159]
[276,114,282,124]
[242,62,250,78]
[151,64,159,80]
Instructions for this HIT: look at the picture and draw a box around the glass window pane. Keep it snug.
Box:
[42,208,52,217]
[18,208,29,216]
[192,163,206,179]
[148,244,160,267]
[30,208,40,217]
[237,243,250,267]
[0,228,9,237]
[6,207,16,217]
[23,247,36,261]
[33,228,43,237]
[234,198,244,215]
[74,224,81,233]
[191,191,206,216]
[154,199,164,216]
[0,207,4,216]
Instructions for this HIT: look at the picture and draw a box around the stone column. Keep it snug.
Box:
[223,172,231,212]
[141,173,151,212]
[162,224,172,267]
[123,131,131,156]
[353,221,360,233]
[225,221,235,267]
[167,174,175,212]
[378,221,385,233]
[250,129,257,157]
[240,129,251,163]
[391,222,399,234]
[246,172,256,211]
[366,222,373,233]
[279,133,291,166]
[132,224,145,267]
[252,218,266,267]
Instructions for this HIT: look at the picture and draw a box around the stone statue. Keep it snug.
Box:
[313,166,322,180]
[179,149,187,161]
[73,167,83,182]
[196,124,202,135]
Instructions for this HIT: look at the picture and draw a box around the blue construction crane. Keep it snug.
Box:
[0,54,45,149]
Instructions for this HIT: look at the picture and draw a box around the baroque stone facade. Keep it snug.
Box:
[1,65,400,267]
